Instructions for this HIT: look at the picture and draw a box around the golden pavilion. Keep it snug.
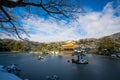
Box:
[62,41,77,50]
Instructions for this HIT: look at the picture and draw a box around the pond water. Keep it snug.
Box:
[0,52,120,80]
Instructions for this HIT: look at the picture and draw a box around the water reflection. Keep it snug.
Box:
[0,53,120,80]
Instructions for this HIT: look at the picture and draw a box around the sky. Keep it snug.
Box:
[1,0,120,42]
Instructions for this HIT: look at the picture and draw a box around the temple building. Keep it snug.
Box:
[62,41,77,51]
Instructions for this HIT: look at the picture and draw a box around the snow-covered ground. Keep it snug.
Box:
[0,65,22,80]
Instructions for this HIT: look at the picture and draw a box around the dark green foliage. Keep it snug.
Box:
[97,37,117,55]
[0,39,62,52]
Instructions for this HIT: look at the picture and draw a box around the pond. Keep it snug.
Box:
[0,52,120,80]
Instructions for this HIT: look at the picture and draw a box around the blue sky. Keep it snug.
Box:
[1,0,120,42]
[80,0,114,11]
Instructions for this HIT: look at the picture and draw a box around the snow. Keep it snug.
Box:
[0,65,22,80]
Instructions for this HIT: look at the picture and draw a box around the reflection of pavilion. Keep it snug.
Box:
[62,41,77,51]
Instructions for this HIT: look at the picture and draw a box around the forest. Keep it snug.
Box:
[0,34,120,55]
[0,39,63,53]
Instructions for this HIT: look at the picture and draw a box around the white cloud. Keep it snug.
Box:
[1,1,120,42]
[22,16,81,42]
[76,1,120,38]
[20,1,120,42]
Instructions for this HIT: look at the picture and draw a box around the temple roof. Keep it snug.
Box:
[63,41,77,49]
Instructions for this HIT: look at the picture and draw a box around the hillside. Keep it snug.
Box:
[76,32,120,49]
[0,32,120,53]
[109,32,120,43]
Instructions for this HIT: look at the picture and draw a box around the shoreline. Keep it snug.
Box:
[0,51,120,58]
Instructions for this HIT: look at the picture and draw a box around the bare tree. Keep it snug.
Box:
[0,0,83,40]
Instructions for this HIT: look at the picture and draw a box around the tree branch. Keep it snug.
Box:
[0,0,82,40]
[0,6,11,22]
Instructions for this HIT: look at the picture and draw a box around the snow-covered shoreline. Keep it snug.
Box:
[0,65,22,80]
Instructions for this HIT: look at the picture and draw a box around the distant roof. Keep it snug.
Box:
[65,41,76,44]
